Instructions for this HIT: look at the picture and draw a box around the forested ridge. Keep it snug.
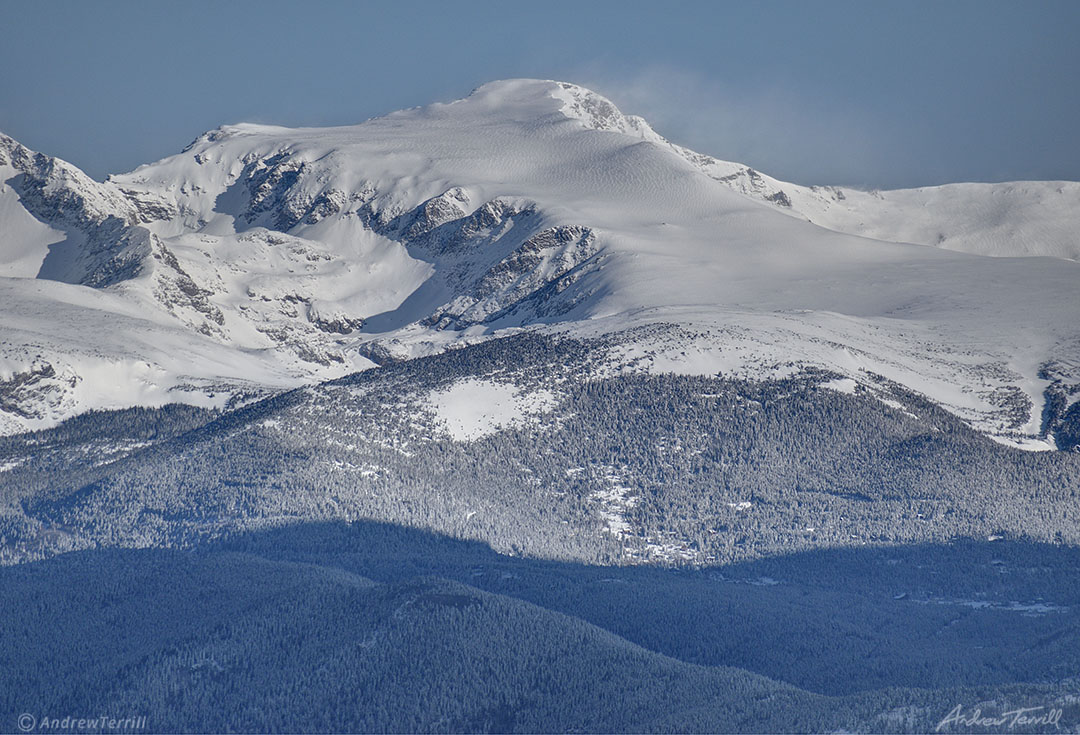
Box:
[3,530,1078,733]
[2,330,1077,567]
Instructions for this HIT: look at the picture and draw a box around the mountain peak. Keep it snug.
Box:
[547,81,663,141]
[442,79,663,142]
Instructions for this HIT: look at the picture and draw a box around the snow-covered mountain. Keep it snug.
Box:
[1,79,1078,446]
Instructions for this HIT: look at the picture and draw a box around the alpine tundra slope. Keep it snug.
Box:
[1,79,1079,448]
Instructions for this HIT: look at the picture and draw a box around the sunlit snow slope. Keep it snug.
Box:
[1,79,1078,446]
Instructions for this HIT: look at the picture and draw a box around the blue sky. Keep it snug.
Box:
[2,0,1078,188]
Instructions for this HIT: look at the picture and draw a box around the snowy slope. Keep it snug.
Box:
[0,277,303,434]
[680,158,1080,260]
[0,172,63,277]
[1,79,1078,446]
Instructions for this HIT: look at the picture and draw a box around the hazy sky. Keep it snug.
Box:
[2,0,1078,188]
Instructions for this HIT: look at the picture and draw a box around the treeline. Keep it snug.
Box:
[2,331,1079,568]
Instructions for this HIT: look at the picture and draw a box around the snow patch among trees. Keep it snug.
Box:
[427,378,556,441]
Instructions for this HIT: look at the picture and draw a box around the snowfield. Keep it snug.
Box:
[0,79,1078,447]
[428,379,557,441]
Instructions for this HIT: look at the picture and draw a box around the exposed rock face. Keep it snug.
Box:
[1,134,138,228]
[425,225,600,328]
[118,186,178,223]
[0,361,79,421]
[241,152,310,230]
[231,150,373,232]
[308,304,365,335]
[1040,360,1080,451]
[553,82,665,142]
[395,187,472,242]
[1,133,151,288]
[766,190,793,208]
[382,195,538,258]
[152,244,227,336]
